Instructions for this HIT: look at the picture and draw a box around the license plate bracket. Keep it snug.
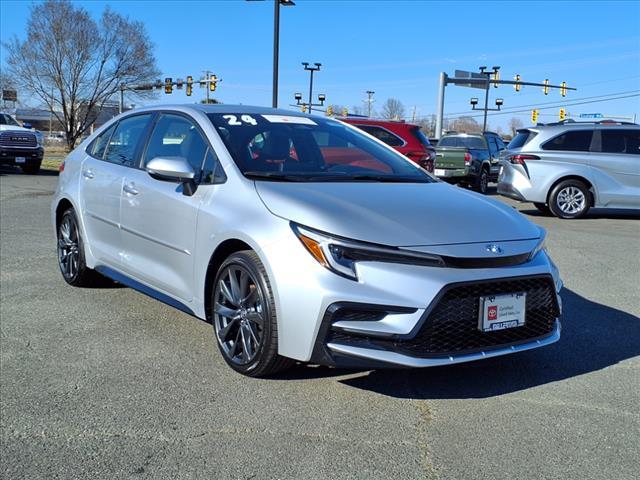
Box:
[479,292,526,332]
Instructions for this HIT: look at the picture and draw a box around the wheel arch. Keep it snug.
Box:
[55,197,75,230]
[546,175,596,206]
[203,238,253,322]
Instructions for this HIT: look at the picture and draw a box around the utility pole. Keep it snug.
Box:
[435,72,447,139]
[411,105,417,123]
[302,62,321,115]
[365,90,375,117]
[118,83,125,114]
[202,70,212,104]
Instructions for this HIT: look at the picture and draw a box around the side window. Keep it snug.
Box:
[144,114,208,177]
[90,123,116,159]
[600,129,640,155]
[487,137,499,157]
[496,137,506,151]
[201,148,227,184]
[542,130,593,152]
[104,114,153,167]
[357,125,404,147]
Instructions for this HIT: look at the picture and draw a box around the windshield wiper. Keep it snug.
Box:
[244,171,308,182]
[347,174,430,183]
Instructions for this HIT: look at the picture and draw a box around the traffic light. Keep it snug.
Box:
[543,79,549,95]
[514,74,521,92]
[559,108,566,121]
[531,109,539,123]
[341,107,348,116]
[164,77,173,94]
[561,81,567,97]
[210,75,218,92]
[186,76,193,96]
[326,105,333,116]
[493,69,500,88]
[176,78,183,90]
[301,104,307,113]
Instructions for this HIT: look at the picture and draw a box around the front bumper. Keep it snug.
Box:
[0,146,44,165]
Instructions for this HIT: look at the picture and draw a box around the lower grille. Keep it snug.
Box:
[326,275,559,358]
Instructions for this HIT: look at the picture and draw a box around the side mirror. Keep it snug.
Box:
[22,122,32,129]
[146,156,197,196]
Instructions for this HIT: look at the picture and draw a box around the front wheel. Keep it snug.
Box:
[548,180,591,219]
[212,251,293,377]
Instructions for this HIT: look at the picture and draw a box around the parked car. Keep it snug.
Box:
[0,112,44,174]
[498,120,640,218]
[433,131,506,194]
[52,104,562,377]
[340,117,436,172]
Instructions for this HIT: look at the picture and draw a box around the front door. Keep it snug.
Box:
[119,113,210,302]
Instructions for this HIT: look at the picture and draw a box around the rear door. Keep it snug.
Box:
[119,112,212,302]
[588,128,640,207]
[79,114,153,266]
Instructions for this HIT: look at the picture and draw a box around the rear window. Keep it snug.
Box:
[438,136,486,149]
[507,130,537,149]
[600,129,640,155]
[355,125,404,147]
[542,130,593,152]
[410,127,432,148]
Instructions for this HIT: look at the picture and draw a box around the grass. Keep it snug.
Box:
[42,145,69,171]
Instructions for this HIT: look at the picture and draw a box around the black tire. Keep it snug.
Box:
[548,179,591,219]
[57,208,107,287]
[533,202,552,215]
[22,161,41,175]
[473,167,489,194]
[211,250,293,377]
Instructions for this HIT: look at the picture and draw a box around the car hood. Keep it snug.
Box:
[0,125,33,133]
[255,181,541,247]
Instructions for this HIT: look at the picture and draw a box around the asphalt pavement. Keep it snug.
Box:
[1,167,639,480]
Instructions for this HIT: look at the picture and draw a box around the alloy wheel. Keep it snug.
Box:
[57,214,80,280]
[556,186,586,215]
[213,265,265,365]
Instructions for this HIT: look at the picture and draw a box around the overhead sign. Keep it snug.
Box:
[579,113,603,118]
[2,89,17,102]
[454,70,487,89]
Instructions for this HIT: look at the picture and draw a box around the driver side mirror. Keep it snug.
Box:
[146,156,197,196]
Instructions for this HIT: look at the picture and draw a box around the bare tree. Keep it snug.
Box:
[5,0,159,148]
[450,116,481,133]
[381,98,405,120]
[508,117,524,136]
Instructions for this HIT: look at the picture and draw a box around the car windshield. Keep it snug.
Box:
[0,114,21,127]
[438,136,486,149]
[207,113,434,183]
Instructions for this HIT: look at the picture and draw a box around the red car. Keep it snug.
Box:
[340,117,435,172]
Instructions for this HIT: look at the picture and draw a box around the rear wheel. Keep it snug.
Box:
[57,208,106,287]
[548,179,591,219]
[22,161,41,175]
[474,167,489,194]
[212,251,293,377]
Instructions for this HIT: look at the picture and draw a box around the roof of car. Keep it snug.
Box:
[129,103,324,118]
[339,117,420,128]
[525,120,640,131]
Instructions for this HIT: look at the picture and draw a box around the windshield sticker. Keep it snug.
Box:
[222,114,258,126]
[261,115,317,125]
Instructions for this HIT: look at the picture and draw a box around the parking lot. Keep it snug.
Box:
[1,167,639,479]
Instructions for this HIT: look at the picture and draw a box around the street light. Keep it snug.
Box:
[247,0,296,108]
[302,62,321,115]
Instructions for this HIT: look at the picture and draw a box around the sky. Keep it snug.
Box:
[1,0,639,131]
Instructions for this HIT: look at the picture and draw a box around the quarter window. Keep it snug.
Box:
[600,129,640,155]
[90,123,116,159]
[144,114,208,178]
[542,130,593,152]
[103,114,153,167]
[355,125,405,147]
[201,148,227,184]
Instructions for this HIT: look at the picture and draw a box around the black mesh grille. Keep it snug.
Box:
[332,308,387,323]
[327,275,559,358]
[0,131,37,148]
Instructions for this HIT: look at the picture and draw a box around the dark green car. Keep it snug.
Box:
[433,132,506,194]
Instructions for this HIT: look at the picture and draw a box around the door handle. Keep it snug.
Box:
[123,183,139,195]
[82,169,95,179]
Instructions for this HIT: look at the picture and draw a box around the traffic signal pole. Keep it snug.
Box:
[435,72,446,139]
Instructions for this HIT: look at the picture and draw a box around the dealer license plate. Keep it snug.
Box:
[479,292,526,332]
[15,157,26,164]
[434,168,445,176]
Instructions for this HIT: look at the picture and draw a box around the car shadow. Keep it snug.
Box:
[281,289,640,398]
[520,206,640,220]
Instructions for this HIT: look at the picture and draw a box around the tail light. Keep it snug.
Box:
[59,161,65,172]
[508,154,540,165]
[464,152,472,166]
[419,156,434,172]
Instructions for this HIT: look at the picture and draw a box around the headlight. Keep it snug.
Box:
[34,131,44,146]
[291,223,445,281]
[528,227,547,261]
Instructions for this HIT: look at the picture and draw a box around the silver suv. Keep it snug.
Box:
[498,121,640,218]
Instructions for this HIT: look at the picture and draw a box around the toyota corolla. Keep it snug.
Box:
[52,105,562,376]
